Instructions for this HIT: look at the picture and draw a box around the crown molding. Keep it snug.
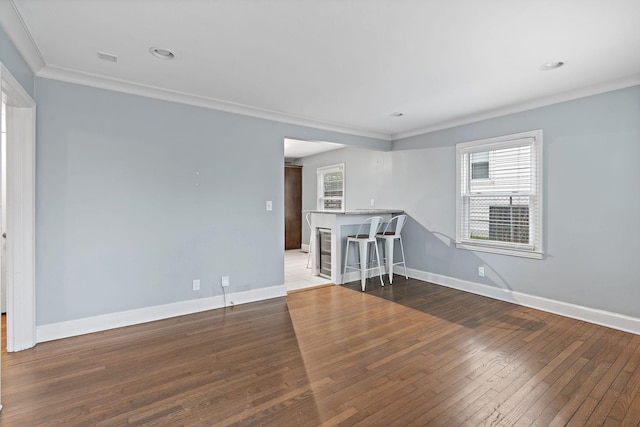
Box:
[392,75,640,141]
[36,65,392,141]
[2,0,639,144]
[1,62,35,106]
[0,0,46,73]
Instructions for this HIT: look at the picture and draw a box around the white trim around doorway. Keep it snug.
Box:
[1,62,37,352]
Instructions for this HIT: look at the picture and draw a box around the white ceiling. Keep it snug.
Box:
[3,0,640,140]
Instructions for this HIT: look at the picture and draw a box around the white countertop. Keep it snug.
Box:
[305,209,403,215]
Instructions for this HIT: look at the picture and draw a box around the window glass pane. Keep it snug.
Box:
[469,146,531,193]
[323,171,343,197]
[471,161,489,180]
[468,196,530,244]
[323,199,342,210]
[471,152,489,163]
[471,152,490,179]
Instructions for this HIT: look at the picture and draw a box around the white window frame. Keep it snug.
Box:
[455,130,543,259]
[317,163,345,212]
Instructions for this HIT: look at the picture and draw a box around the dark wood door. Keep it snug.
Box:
[284,165,302,250]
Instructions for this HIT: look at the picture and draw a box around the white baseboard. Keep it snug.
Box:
[36,285,287,343]
[37,268,640,343]
[402,267,640,335]
[301,244,310,253]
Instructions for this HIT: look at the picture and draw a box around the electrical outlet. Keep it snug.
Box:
[221,276,230,287]
[192,279,200,291]
[370,198,375,207]
[266,200,273,211]
[478,267,485,277]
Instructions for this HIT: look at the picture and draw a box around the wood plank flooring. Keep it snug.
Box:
[1,277,639,426]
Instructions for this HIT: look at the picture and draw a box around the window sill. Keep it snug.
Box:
[455,242,543,259]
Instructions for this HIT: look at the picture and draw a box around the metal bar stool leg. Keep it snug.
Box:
[399,236,408,280]
[343,238,350,279]
[385,237,394,284]
[375,240,384,287]
[358,240,368,291]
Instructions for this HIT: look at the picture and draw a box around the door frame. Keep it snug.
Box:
[1,62,36,353]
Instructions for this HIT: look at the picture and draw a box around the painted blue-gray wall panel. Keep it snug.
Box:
[0,24,34,97]
[392,85,640,318]
[35,78,388,324]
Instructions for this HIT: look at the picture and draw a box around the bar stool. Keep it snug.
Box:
[343,216,385,291]
[305,212,313,268]
[376,214,408,284]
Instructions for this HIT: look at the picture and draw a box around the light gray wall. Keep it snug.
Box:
[393,85,640,318]
[0,24,34,97]
[6,18,639,325]
[35,78,389,324]
[297,146,394,245]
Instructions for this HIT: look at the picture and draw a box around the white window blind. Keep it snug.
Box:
[456,131,543,259]
[317,164,345,211]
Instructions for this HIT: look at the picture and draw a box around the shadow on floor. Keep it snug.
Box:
[341,276,548,333]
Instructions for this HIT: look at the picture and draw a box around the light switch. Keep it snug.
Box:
[266,200,273,211]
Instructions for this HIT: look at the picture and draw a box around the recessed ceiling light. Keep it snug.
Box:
[540,61,565,71]
[149,47,175,60]
[390,112,404,117]
[97,51,118,62]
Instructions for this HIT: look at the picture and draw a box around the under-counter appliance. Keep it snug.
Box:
[318,228,331,279]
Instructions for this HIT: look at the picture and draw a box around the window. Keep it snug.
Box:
[456,130,543,259]
[317,163,344,211]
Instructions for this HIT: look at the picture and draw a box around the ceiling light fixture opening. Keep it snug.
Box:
[390,112,404,117]
[540,61,564,71]
[150,47,175,60]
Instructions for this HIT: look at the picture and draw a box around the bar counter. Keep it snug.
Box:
[306,209,403,284]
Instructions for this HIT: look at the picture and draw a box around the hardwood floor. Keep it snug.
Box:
[1,278,639,426]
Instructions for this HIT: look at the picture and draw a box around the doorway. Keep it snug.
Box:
[283,138,344,292]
